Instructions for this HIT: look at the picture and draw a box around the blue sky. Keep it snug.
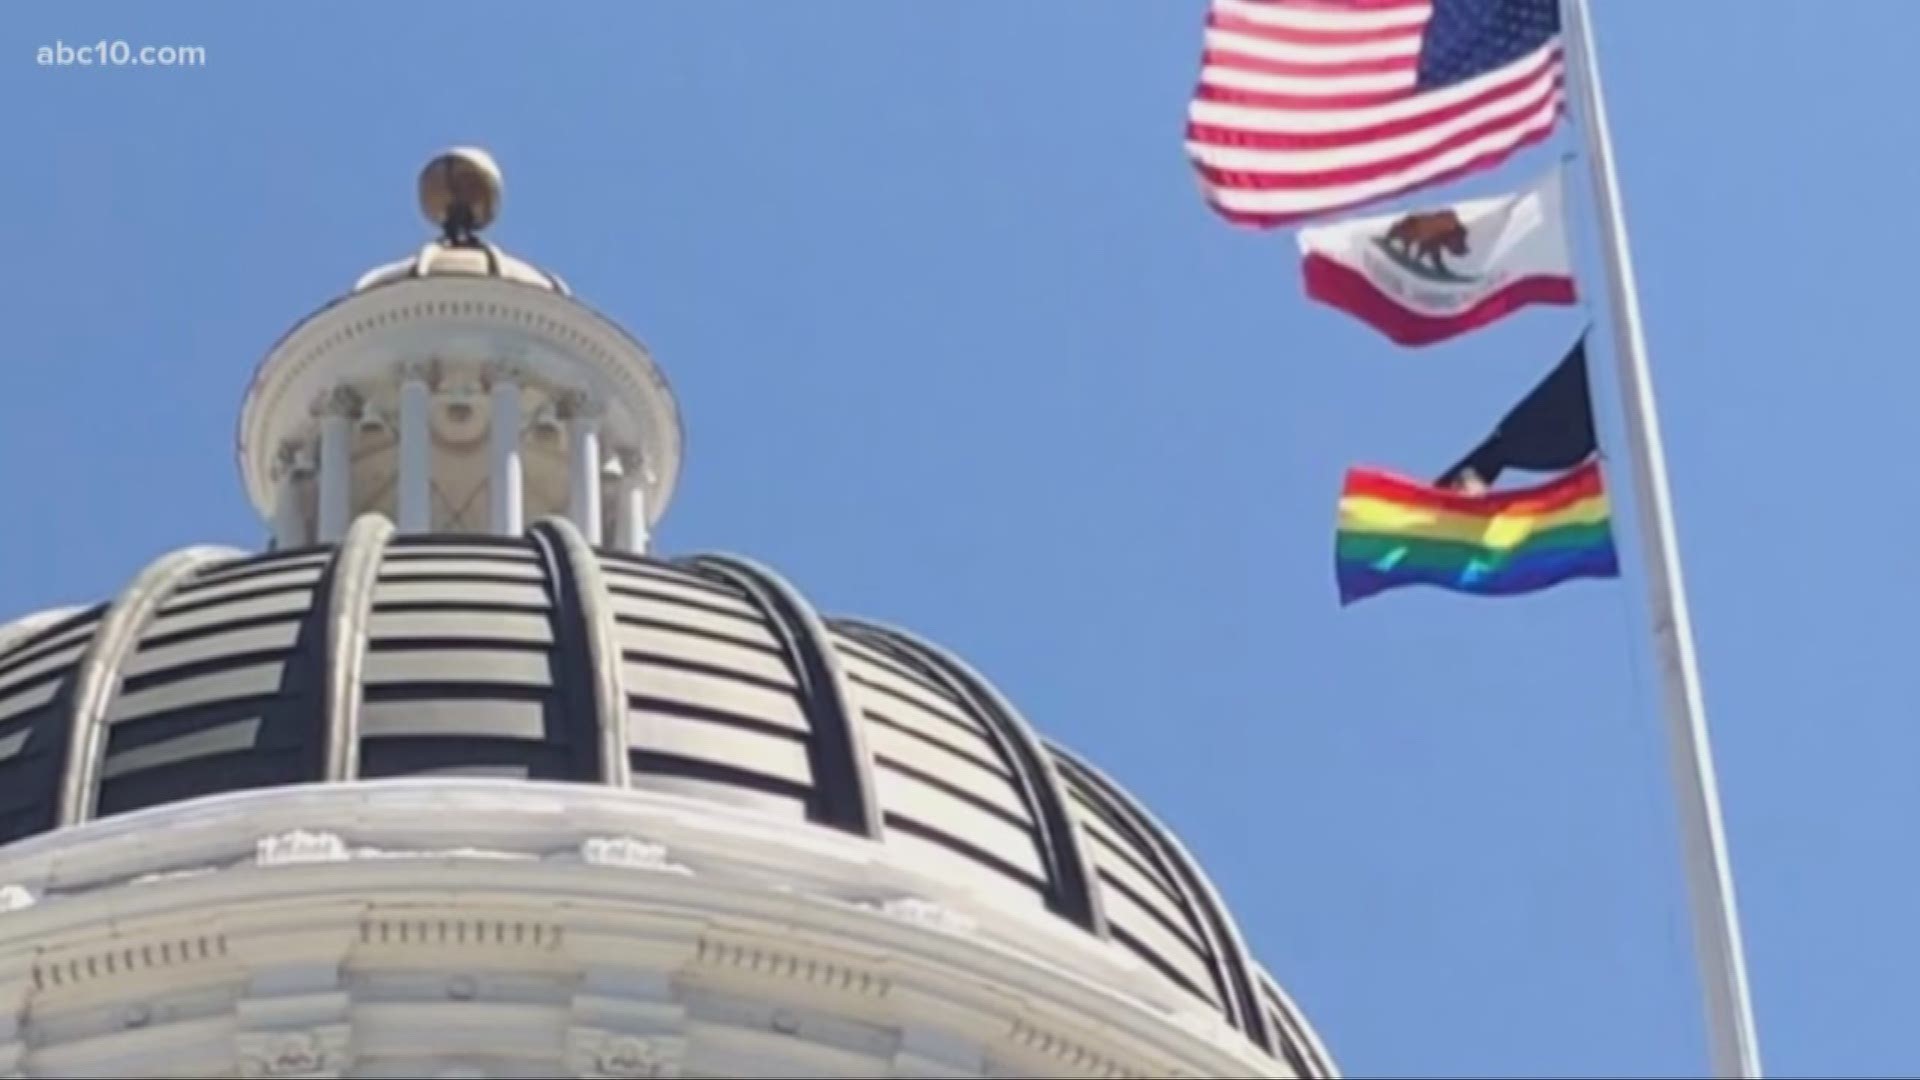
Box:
[0,4,1909,1077]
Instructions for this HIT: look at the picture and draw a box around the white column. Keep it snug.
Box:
[398,362,433,533]
[316,389,358,543]
[601,456,623,550]
[625,482,649,555]
[560,392,605,542]
[615,450,650,555]
[629,451,660,557]
[488,365,524,536]
[271,444,314,549]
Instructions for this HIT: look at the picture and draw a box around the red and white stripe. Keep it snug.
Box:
[1186,0,1565,228]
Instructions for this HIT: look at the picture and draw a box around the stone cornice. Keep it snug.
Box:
[0,782,1296,1079]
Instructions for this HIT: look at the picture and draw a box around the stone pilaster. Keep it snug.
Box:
[224,907,360,1079]
[0,951,33,1080]
[884,978,1006,1079]
[562,913,704,1079]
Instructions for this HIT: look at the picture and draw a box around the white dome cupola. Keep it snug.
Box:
[235,148,683,551]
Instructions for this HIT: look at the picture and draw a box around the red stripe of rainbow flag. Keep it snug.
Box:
[1335,459,1620,604]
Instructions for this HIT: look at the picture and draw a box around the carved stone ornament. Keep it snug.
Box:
[312,386,364,420]
[398,357,438,385]
[555,389,606,422]
[255,830,349,867]
[569,1030,678,1079]
[579,836,690,875]
[273,440,316,481]
[597,1036,659,1078]
[237,1029,339,1078]
[481,360,529,389]
[354,845,531,863]
[0,885,34,914]
[863,895,977,935]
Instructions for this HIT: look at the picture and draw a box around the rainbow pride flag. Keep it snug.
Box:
[1335,459,1620,605]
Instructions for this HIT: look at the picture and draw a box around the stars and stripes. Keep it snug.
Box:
[1186,0,1567,229]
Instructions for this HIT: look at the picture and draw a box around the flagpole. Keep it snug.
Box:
[1560,2,1762,1077]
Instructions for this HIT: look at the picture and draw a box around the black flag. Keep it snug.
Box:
[1438,335,1598,491]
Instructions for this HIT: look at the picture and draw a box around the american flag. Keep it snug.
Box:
[1186,0,1566,228]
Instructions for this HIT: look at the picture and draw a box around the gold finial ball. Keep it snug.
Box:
[418,147,503,236]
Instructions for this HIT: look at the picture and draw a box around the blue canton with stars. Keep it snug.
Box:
[1415,0,1561,92]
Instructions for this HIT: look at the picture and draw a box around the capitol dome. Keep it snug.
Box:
[0,150,1336,1079]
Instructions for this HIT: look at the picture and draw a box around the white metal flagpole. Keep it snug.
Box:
[1560,1,1763,1077]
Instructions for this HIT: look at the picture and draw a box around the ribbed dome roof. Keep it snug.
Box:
[0,516,1330,1076]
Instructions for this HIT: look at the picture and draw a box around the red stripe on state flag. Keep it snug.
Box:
[1294,164,1579,346]
[1302,253,1575,346]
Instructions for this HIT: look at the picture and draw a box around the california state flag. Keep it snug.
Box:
[1298,166,1578,348]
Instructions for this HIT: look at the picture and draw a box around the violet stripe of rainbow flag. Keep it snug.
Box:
[1335,459,1620,605]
